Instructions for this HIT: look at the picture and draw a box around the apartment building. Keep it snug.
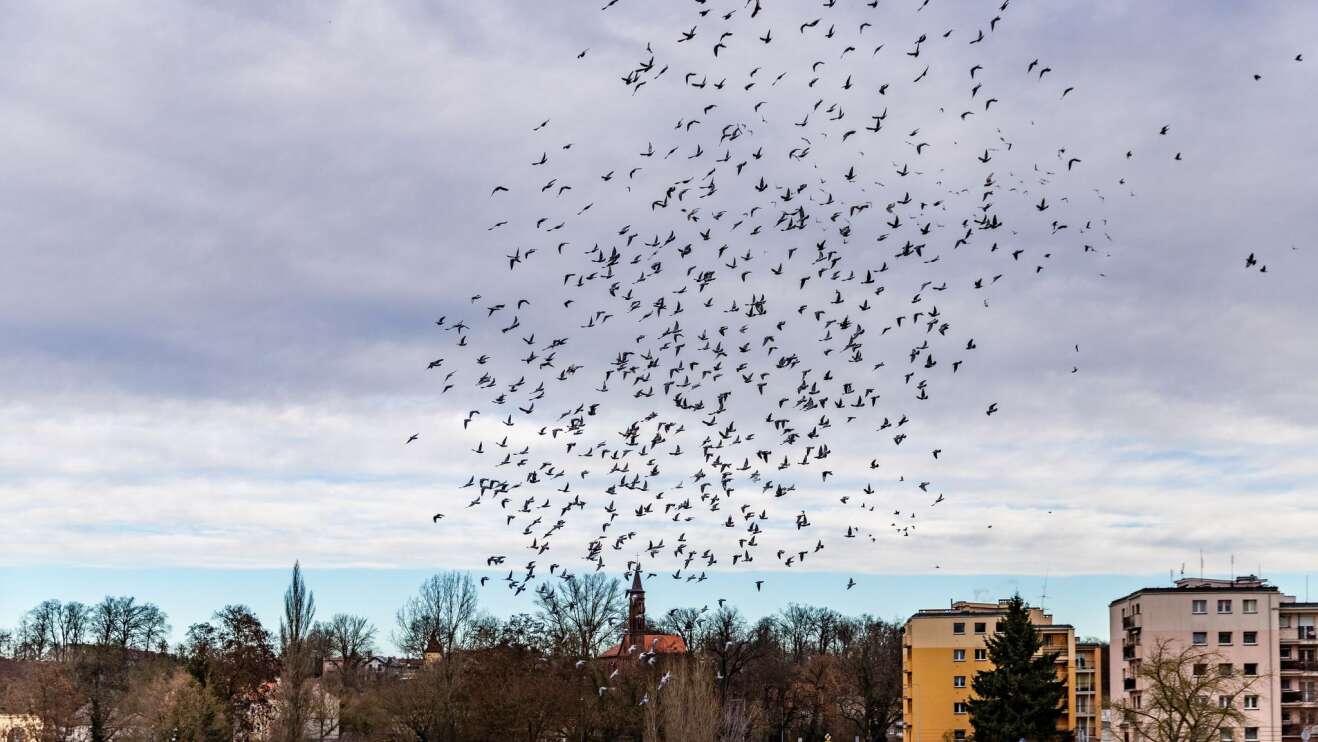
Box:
[1110,576,1291,742]
[1075,641,1111,742]
[902,599,1088,742]
[1278,602,1318,737]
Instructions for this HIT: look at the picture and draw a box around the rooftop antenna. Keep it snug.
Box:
[1200,549,1204,580]
[1231,553,1235,581]
[1040,571,1050,612]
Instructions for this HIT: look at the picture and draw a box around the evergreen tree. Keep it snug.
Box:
[967,595,1068,742]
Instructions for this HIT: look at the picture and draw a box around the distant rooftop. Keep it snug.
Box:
[1109,575,1284,606]
[908,598,1058,625]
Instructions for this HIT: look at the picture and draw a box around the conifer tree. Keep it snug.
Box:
[967,595,1068,742]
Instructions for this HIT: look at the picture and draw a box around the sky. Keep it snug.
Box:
[2,0,1318,652]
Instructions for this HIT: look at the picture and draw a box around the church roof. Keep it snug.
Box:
[598,633,687,658]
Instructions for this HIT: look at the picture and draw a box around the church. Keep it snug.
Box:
[598,566,687,658]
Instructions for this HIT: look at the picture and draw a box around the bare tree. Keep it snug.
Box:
[19,601,58,659]
[16,600,92,661]
[535,572,625,657]
[320,613,376,689]
[652,659,721,742]
[279,561,317,652]
[835,616,903,742]
[702,606,766,698]
[656,607,708,651]
[90,596,169,651]
[1113,639,1264,742]
[776,604,818,663]
[394,571,481,658]
[55,602,90,660]
[274,562,317,742]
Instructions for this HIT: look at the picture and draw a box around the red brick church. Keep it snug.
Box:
[598,566,687,658]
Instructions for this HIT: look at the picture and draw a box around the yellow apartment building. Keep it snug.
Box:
[902,599,1085,742]
[1074,640,1109,742]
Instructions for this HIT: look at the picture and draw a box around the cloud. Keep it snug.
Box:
[1,0,1317,586]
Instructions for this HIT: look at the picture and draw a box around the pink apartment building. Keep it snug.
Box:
[1111,576,1318,742]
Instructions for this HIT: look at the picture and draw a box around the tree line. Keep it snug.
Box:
[0,565,903,742]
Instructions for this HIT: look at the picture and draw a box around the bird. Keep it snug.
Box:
[407,0,1196,614]
[406,434,419,444]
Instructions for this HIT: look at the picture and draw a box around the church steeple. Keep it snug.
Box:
[626,564,647,640]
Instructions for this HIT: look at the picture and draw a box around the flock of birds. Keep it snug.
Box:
[406,0,1300,623]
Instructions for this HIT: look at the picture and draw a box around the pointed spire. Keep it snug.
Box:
[630,563,644,593]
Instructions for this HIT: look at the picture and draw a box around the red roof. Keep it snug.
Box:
[598,633,687,658]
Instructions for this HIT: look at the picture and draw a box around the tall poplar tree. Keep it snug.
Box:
[967,595,1068,742]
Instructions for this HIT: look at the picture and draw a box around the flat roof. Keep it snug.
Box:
[1109,584,1282,606]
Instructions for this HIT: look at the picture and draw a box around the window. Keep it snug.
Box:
[1193,599,1208,614]
[1219,663,1234,677]
[954,733,967,742]
[1193,664,1208,676]
[1245,729,1259,742]
[974,621,987,634]
[1221,729,1233,742]
[953,622,966,635]
[954,702,968,714]
[1220,696,1231,709]
[1218,599,1233,614]
[1243,631,1257,645]
[1198,694,1210,706]
[1281,615,1292,628]
[975,648,988,661]
[1244,663,1258,676]
[1244,695,1259,710]
[954,675,967,688]
[953,649,966,661]
[1243,599,1258,614]
[1281,646,1293,659]
[1282,679,1293,690]
[1193,632,1208,645]
[1219,631,1233,645]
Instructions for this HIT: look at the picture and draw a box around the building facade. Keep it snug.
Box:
[1110,576,1301,742]
[1278,602,1318,737]
[1075,641,1110,742]
[902,599,1089,742]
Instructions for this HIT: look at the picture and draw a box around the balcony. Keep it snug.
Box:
[1122,615,1139,629]
[1290,627,1318,642]
[1283,725,1303,738]
[1123,678,1137,691]
[1280,659,1318,672]
[1123,645,1138,660]
[1281,690,1318,704]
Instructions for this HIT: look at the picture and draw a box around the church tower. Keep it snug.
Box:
[626,565,647,641]
[423,632,443,666]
